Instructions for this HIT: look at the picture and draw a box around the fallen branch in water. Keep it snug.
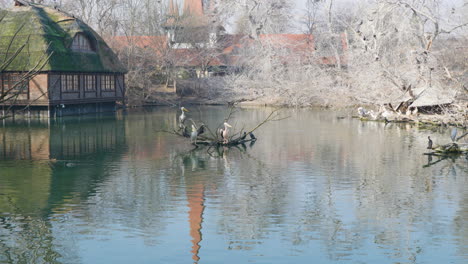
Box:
[156,107,287,147]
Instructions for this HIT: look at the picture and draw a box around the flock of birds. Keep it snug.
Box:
[357,106,418,120]
[178,106,233,145]
[357,107,463,151]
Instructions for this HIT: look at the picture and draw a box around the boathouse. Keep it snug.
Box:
[0,0,126,117]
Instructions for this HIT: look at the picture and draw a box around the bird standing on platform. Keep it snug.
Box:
[179,107,189,128]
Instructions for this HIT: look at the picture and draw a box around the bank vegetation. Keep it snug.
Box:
[4,0,465,125]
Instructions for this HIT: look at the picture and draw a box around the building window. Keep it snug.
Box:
[61,74,79,92]
[71,34,94,52]
[1,73,29,95]
[101,75,115,91]
[84,75,96,91]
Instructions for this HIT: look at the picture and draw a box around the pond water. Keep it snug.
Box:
[0,106,467,264]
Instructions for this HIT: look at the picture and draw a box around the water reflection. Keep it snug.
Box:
[0,107,466,264]
[0,115,126,263]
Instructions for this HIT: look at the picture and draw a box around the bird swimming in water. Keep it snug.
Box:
[179,107,189,128]
[220,122,232,144]
[427,136,433,149]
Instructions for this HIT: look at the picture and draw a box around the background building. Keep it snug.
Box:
[0,0,127,117]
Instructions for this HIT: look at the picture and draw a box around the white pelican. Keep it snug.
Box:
[357,107,377,119]
[379,105,393,119]
[357,107,368,118]
[220,122,232,144]
[368,110,377,120]
[179,107,189,128]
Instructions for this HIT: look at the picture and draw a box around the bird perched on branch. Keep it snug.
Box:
[190,124,205,144]
[179,107,189,129]
[427,136,433,149]
[451,128,457,142]
[240,132,247,140]
[219,122,232,144]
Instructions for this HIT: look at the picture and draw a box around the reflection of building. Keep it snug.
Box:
[178,151,213,263]
[187,184,205,262]
[0,116,126,160]
[0,1,126,117]
[0,115,126,220]
[0,115,127,262]
[0,124,50,160]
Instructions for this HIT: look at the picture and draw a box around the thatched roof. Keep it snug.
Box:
[387,86,455,109]
[410,86,455,107]
[0,2,126,73]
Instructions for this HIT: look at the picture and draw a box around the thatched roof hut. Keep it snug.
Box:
[0,1,126,117]
[0,0,126,73]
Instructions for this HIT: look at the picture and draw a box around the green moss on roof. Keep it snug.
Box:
[0,4,126,73]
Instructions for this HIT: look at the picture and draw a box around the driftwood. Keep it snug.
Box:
[423,142,467,168]
[156,107,287,148]
[428,143,468,154]
[354,105,467,128]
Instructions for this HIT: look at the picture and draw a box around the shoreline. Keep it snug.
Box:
[139,96,467,129]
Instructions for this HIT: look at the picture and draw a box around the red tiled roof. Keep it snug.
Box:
[109,33,347,68]
[110,36,168,51]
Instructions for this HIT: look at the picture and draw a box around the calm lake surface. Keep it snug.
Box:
[0,106,467,264]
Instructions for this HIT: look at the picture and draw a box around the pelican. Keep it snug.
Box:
[190,124,205,144]
[220,122,232,144]
[427,136,433,149]
[451,127,457,142]
[379,105,393,119]
[357,107,368,118]
[368,110,377,120]
[179,107,189,128]
[357,107,377,119]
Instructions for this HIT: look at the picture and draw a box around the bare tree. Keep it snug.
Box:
[301,0,321,36]
[215,0,294,39]
[0,33,51,119]
[343,0,467,105]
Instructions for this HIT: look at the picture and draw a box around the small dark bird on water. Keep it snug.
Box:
[249,132,256,140]
[427,136,433,149]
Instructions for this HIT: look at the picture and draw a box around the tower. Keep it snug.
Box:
[183,0,204,17]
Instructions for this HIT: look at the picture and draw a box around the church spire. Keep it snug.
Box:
[168,0,179,17]
[183,0,203,17]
